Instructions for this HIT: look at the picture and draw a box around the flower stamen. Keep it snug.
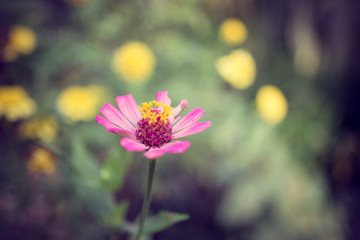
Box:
[138,101,173,124]
[136,101,173,148]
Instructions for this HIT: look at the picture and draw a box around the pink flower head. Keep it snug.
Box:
[96,91,211,159]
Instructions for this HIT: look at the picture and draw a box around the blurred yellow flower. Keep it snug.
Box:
[219,18,247,46]
[256,85,288,125]
[112,41,156,84]
[57,85,107,123]
[215,49,256,89]
[19,116,59,143]
[9,26,36,54]
[27,147,56,175]
[65,0,91,6]
[0,86,37,121]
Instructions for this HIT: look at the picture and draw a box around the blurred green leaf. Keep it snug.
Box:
[104,200,130,227]
[100,146,132,191]
[143,211,189,234]
[218,181,267,225]
[71,136,101,188]
[74,178,114,219]
[116,211,189,235]
[71,136,114,219]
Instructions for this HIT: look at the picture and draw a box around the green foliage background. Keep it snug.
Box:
[0,0,345,239]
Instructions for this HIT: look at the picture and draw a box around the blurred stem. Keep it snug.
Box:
[135,158,157,240]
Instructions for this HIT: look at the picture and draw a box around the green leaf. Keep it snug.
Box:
[74,178,114,219]
[104,200,130,226]
[100,146,132,191]
[70,137,117,219]
[143,211,189,233]
[116,211,189,234]
[71,136,101,188]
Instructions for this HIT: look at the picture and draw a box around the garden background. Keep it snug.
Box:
[1,0,360,239]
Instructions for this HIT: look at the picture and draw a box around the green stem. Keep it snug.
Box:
[135,158,157,240]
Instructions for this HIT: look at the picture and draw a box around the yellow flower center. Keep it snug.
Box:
[138,100,173,124]
[136,101,173,148]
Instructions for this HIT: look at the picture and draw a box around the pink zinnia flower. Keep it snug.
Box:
[96,91,211,159]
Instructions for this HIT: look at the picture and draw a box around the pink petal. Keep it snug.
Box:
[171,99,189,117]
[96,115,115,130]
[144,141,191,159]
[173,121,211,139]
[120,138,147,152]
[116,95,141,127]
[108,128,136,140]
[170,115,181,125]
[96,115,136,140]
[100,103,134,131]
[172,107,205,133]
[156,91,171,106]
